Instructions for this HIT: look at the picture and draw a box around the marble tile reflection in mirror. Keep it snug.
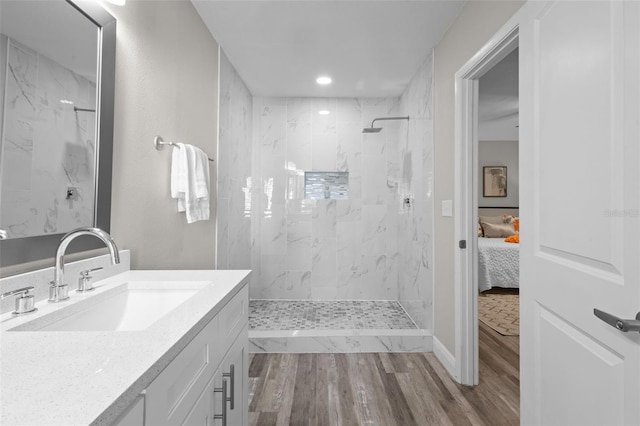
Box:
[0,1,99,239]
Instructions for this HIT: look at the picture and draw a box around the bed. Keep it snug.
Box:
[477,237,519,292]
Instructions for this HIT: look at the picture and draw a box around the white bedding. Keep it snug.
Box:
[478,237,519,292]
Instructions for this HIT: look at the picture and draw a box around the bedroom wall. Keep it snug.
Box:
[479,208,519,218]
[478,140,519,208]
[433,0,525,355]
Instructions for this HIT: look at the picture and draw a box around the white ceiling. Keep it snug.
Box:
[191,0,465,98]
[478,48,519,141]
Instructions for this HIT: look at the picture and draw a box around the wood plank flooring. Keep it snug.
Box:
[248,322,519,426]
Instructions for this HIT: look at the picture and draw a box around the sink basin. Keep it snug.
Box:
[10,281,209,332]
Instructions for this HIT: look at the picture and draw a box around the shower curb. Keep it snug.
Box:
[249,329,432,353]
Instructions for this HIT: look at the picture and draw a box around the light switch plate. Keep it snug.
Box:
[441,200,453,217]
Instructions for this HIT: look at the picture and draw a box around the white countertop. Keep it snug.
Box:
[0,269,251,426]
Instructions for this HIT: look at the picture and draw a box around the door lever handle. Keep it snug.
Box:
[594,309,640,333]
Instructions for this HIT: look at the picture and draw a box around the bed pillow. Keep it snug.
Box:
[481,221,517,238]
[504,234,520,244]
[478,215,505,237]
[502,214,520,232]
[479,215,505,225]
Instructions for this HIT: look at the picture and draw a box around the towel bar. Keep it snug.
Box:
[154,136,214,162]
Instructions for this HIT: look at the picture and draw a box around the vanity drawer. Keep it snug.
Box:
[144,316,220,426]
[218,283,248,351]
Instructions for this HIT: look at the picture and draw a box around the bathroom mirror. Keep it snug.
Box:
[0,0,116,269]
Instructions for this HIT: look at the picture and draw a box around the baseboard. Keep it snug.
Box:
[433,336,459,381]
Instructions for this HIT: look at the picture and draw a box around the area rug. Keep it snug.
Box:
[479,293,519,336]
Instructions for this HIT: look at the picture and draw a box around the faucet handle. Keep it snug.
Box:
[1,286,37,315]
[80,267,103,277]
[78,267,103,292]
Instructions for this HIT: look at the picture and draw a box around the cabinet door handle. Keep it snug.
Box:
[222,364,235,410]
[213,378,228,426]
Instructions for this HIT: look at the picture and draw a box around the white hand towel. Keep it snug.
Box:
[184,144,210,223]
[170,142,187,212]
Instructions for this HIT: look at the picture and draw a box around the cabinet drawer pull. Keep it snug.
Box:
[213,378,228,426]
[222,364,235,409]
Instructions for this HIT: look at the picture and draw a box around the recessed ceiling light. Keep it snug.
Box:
[318,110,330,115]
[316,76,332,85]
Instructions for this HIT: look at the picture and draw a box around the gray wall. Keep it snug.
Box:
[433,0,525,354]
[105,1,219,269]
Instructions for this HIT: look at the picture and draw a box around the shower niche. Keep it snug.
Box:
[304,171,349,200]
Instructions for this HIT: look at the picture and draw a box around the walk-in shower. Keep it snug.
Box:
[362,115,410,133]
[217,51,434,355]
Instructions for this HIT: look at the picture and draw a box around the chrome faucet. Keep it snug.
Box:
[49,227,120,303]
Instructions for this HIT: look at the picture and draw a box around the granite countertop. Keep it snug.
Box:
[0,269,251,426]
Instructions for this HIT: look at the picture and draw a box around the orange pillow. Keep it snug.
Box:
[504,234,520,244]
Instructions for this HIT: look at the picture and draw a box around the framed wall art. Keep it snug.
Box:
[483,166,507,197]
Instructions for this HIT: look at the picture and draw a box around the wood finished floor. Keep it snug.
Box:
[248,322,519,426]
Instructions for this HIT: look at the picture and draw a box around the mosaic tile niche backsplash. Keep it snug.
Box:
[304,171,349,200]
[0,36,97,238]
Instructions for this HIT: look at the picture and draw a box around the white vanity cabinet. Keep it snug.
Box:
[212,326,249,426]
[131,284,249,426]
[181,376,215,425]
[181,329,248,426]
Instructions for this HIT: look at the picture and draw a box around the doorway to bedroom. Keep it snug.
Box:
[453,21,519,391]
[475,46,520,408]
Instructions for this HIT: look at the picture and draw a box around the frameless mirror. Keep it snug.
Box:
[0,0,116,269]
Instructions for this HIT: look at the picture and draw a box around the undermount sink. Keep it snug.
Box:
[10,281,209,332]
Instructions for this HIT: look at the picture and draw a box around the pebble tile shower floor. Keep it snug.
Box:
[249,300,418,330]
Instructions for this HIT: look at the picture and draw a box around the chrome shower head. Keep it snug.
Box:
[362,116,410,134]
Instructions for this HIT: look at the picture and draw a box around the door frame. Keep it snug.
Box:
[453,15,521,386]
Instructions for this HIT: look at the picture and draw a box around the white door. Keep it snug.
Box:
[519,1,640,425]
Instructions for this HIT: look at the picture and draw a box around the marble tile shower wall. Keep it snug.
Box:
[252,96,405,301]
[396,55,435,329]
[216,50,253,270]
